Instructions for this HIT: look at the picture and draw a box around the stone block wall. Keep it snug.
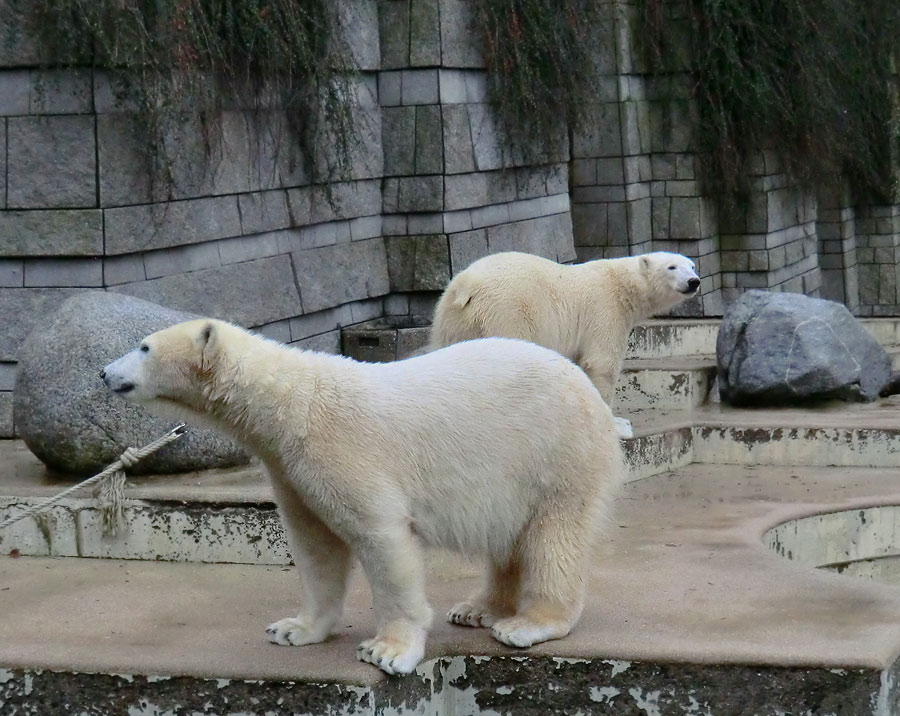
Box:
[855,206,900,316]
[717,152,821,303]
[569,0,897,319]
[816,187,860,310]
[378,0,575,330]
[3,0,900,438]
[570,0,722,316]
[0,0,575,439]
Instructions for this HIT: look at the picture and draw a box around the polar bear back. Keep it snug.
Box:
[430,252,592,355]
[305,338,621,556]
[333,336,615,472]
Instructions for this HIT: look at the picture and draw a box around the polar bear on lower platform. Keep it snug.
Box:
[429,251,701,439]
[102,319,623,675]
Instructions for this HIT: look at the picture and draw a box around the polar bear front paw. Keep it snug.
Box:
[356,628,426,675]
[612,416,634,440]
[447,600,503,628]
[265,617,328,646]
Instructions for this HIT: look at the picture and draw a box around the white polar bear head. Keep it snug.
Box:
[640,251,700,314]
[100,319,242,424]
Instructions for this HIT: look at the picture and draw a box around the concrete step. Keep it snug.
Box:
[628,399,900,469]
[341,322,720,411]
[5,399,900,564]
[340,319,725,363]
[690,398,900,468]
[4,394,900,564]
[4,464,900,715]
[342,317,900,364]
[765,503,900,583]
[626,317,900,358]
[617,356,716,410]
[0,444,283,564]
[625,319,719,358]
[342,318,900,413]
[0,426,694,562]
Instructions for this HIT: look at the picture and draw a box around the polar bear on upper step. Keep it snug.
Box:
[102,319,623,675]
[429,251,701,439]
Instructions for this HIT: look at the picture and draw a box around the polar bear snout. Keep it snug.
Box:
[105,375,135,394]
[101,352,142,397]
[101,365,135,394]
[683,277,701,294]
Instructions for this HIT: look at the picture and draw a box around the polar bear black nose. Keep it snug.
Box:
[687,278,701,292]
[99,369,106,380]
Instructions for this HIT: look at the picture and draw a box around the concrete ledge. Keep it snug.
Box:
[692,399,900,467]
[6,398,900,562]
[0,656,894,715]
[0,426,693,560]
[6,465,900,713]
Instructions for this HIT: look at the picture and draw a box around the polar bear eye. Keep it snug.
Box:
[140,344,149,353]
[668,266,676,270]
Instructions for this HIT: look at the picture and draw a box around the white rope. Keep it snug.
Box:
[0,423,187,536]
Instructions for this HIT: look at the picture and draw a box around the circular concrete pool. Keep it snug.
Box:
[765,505,900,585]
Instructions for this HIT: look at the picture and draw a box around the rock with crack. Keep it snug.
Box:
[717,290,892,406]
[14,292,248,475]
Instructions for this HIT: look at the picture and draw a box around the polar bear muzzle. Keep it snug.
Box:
[682,277,701,294]
[101,348,147,400]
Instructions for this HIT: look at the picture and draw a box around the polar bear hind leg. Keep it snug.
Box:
[490,507,591,648]
[447,558,521,628]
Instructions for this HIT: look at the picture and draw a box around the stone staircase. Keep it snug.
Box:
[4,318,900,714]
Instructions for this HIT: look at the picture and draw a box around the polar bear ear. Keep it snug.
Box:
[640,255,651,273]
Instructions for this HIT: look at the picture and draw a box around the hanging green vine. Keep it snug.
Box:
[475,0,610,166]
[21,0,359,197]
[645,0,900,203]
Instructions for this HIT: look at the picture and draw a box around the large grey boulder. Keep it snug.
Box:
[717,290,892,406]
[14,292,248,475]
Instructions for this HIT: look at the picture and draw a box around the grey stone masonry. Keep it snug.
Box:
[104,196,243,255]
[378,0,411,69]
[24,258,103,288]
[30,70,93,115]
[439,0,484,68]
[385,234,451,291]
[6,0,900,438]
[335,0,380,71]
[566,0,892,319]
[816,186,859,310]
[0,390,11,438]
[0,70,30,115]
[0,210,102,257]
[0,287,93,361]
[0,119,5,210]
[292,238,390,314]
[856,205,900,316]
[410,0,441,66]
[375,0,575,301]
[718,156,820,308]
[8,116,97,208]
[570,14,722,317]
[111,255,302,328]
[0,259,23,287]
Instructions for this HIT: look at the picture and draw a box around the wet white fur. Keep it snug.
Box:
[103,320,624,675]
[429,251,700,438]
